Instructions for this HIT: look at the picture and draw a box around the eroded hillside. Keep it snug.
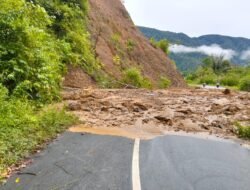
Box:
[64,0,186,88]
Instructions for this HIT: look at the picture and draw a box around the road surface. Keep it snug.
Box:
[1,132,250,190]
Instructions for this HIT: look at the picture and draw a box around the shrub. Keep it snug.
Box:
[149,38,169,54]
[0,0,102,103]
[122,67,152,89]
[236,123,250,139]
[199,75,216,85]
[157,39,169,54]
[0,0,64,102]
[221,75,240,86]
[0,98,77,181]
[150,38,158,48]
[141,78,153,89]
[111,33,121,45]
[239,76,250,92]
[113,55,121,65]
[126,39,136,52]
[159,76,171,89]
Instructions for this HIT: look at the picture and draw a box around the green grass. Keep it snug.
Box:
[0,88,78,182]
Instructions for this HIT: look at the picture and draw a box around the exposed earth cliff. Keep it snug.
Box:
[64,0,186,88]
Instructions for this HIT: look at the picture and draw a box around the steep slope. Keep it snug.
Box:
[84,0,186,87]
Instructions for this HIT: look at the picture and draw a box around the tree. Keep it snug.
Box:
[0,0,66,102]
[202,55,232,75]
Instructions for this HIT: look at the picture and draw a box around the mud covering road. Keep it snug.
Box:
[2,88,249,189]
[64,88,250,142]
[1,133,250,190]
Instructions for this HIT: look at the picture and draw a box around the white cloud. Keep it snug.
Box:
[169,44,237,60]
[241,49,250,60]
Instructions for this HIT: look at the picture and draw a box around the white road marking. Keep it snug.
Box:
[132,138,141,190]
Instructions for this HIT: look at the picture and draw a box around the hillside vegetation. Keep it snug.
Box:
[0,0,96,181]
[186,56,250,91]
[139,26,250,73]
[0,0,101,102]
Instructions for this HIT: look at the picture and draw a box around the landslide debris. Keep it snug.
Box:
[63,89,250,140]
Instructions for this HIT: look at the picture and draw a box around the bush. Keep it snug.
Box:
[199,75,216,85]
[221,75,240,86]
[122,67,152,89]
[126,39,136,52]
[159,76,171,89]
[0,97,77,181]
[239,76,250,92]
[0,0,64,102]
[236,123,250,139]
[0,0,102,103]
[157,39,169,54]
[149,38,169,54]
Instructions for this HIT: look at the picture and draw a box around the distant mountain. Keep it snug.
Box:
[139,26,250,73]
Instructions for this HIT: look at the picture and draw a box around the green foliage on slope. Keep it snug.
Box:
[139,26,250,73]
[158,76,171,89]
[0,0,96,181]
[186,56,250,91]
[150,38,169,55]
[0,0,63,102]
[122,67,152,89]
[0,0,101,102]
[0,84,78,182]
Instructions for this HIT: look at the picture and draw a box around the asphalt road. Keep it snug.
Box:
[1,132,250,190]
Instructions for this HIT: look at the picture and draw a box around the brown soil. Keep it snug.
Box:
[63,65,96,88]
[63,0,186,88]
[63,89,250,141]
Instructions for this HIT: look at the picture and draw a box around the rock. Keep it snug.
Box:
[213,98,230,105]
[154,116,173,126]
[67,101,81,111]
[101,107,109,112]
[223,89,231,95]
[133,102,149,111]
[177,108,193,115]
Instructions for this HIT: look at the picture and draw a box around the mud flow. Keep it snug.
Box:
[63,89,250,141]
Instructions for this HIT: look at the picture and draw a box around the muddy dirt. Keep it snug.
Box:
[63,88,250,141]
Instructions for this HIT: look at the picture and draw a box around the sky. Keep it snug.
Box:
[124,0,250,38]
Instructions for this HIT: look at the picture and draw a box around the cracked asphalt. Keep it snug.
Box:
[1,132,250,190]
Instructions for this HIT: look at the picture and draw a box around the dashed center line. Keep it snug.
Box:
[132,138,141,190]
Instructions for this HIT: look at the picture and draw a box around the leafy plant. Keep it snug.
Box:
[0,95,78,182]
[150,38,169,54]
[126,38,136,52]
[202,56,231,75]
[122,67,152,89]
[235,123,250,139]
[221,75,240,86]
[239,76,250,91]
[113,55,121,65]
[0,0,64,102]
[159,76,171,89]
[157,39,169,54]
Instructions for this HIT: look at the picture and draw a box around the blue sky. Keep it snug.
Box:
[124,0,250,38]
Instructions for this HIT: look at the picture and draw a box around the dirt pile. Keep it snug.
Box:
[64,0,186,88]
[63,89,250,140]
